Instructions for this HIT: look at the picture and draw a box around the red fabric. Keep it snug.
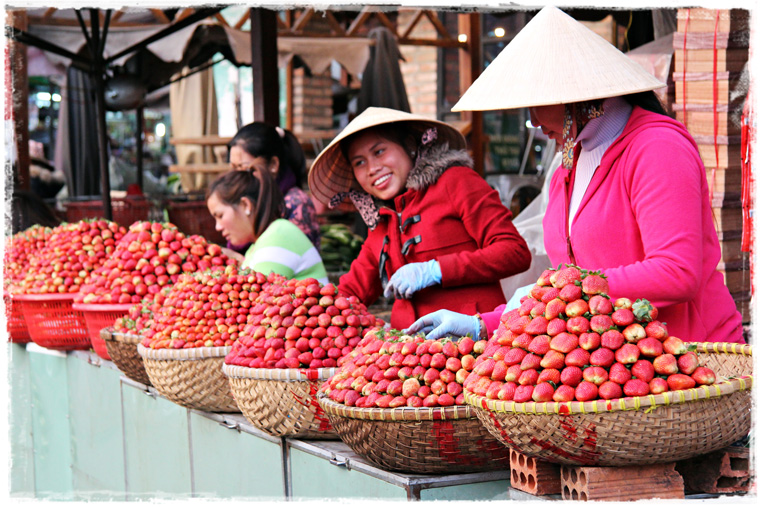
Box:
[338,166,531,330]
[541,106,743,343]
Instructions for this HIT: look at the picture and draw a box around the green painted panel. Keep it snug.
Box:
[188,413,285,500]
[419,480,511,501]
[289,448,406,500]
[8,343,35,497]
[66,358,126,500]
[121,385,192,499]
[28,349,74,499]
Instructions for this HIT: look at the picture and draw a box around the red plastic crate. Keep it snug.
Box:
[65,197,151,228]
[4,292,32,343]
[15,293,91,350]
[72,303,133,360]
[166,198,225,245]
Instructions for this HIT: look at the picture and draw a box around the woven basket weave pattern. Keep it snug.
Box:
[102,330,152,385]
[468,343,753,466]
[138,344,240,413]
[224,365,337,439]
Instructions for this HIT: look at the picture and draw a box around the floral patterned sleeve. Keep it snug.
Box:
[283,187,322,251]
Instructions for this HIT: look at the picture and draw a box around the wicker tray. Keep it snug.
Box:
[465,342,753,466]
[14,292,90,350]
[318,395,512,474]
[4,292,31,343]
[137,344,240,412]
[222,364,338,439]
[72,303,133,361]
[101,328,152,386]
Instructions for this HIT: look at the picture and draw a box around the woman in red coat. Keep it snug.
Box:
[309,107,531,329]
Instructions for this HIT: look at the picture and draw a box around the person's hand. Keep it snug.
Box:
[404,309,479,341]
[383,260,441,299]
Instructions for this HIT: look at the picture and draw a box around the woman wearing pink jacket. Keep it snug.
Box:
[407,6,744,344]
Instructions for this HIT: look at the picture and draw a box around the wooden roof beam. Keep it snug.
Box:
[234,10,250,29]
[291,8,315,33]
[149,9,170,24]
[324,11,346,36]
[346,7,373,36]
[400,9,425,40]
[424,10,453,41]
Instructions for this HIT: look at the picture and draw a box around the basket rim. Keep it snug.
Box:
[10,292,77,301]
[72,302,135,312]
[467,342,753,416]
[101,327,142,344]
[222,363,336,381]
[137,343,231,360]
[317,392,475,421]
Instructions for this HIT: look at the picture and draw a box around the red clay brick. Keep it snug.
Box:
[509,449,562,496]
[676,446,753,494]
[561,462,684,501]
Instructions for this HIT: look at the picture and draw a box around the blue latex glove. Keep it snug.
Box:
[404,309,480,341]
[383,260,441,300]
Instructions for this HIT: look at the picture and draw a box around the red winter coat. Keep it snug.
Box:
[338,148,531,329]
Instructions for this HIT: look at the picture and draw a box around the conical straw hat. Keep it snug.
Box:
[309,107,466,208]
[453,6,666,112]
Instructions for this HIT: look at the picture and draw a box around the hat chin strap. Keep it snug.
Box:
[561,101,605,171]
[329,190,380,230]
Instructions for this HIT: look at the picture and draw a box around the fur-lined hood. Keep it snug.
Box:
[405,144,473,191]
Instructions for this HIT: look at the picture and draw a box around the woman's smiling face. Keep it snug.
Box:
[347,130,413,201]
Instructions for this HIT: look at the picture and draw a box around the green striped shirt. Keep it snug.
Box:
[243,219,328,284]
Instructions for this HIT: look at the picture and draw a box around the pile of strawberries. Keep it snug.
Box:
[4,224,53,286]
[465,265,718,403]
[7,220,126,295]
[140,266,275,349]
[75,221,234,305]
[113,288,171,335]
[320,331,480,408]
[224,279,381,369]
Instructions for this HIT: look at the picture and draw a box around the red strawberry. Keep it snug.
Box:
[613,297,633,310]
[649,377,669,394]
[565,299,589,317]
[457,336,475,356]
[553,266,582,289]
[600,329,625,350]
[583,366,609,385]
[622,323,647,343]
[529,284,551,301]
[581,272,609,296]
[491,361,508,382]
[550,332,579,353]
[588,295,613,315]
[532,382,555,402]
[540,287,560,303]
[637,337,663,357]
[530,302,548,318]
[559,284,583,302]
[662,336,687,355]
[691,366,716,386]
[503,347,528,366]
[500,308,521,327]
[537,368,561,384]
[677,351,699,375]
[519,298,540,317]
[623,379,650,397]
[632,299,658,322]
[589,347,615,368]
[574,381,598,402]
[525,316,549,336]
[528,335,551,355]
[509,315,531,335]
[402,378,421,398]
[546,317,567,337]
[608,362,632,384]
[565,347,591,367]
[667,373,696,391]
[590,315,615,334]
[520,353,542,371]
[518,368,539,386]
[486,381,503,400]
[442,341,459,358]
[631,359,655,383]
[598,381,623,400]
[544,299,567,321]
[540,349,566,369]
[578,332,601,351]
[497,381,518,401]
[493,327,514,346]
[512,332,533,350]
[644,321,668,341]
[553,384,576,402]
[473,358,495,377]
[504,364,523,382]
[472,377,491,396]
[566,316,591,335]
[615,343,641,365]
[560,366,583,387]
[611,308,635,327]
[493,346,510,361]
[513,385,534,403]
[537,269,556,287]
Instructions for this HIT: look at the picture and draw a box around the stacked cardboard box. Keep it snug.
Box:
[673,8,751,322]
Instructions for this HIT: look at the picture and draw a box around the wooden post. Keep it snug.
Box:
[250,7,280,125]
[6,9,30,191]
[458,13,483,175]
[285,10,294,131]
[135,105,144,190]
[89,9,113,220]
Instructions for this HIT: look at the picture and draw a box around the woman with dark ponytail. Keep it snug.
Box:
[227,123,321,251]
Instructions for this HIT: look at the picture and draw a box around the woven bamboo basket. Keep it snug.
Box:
[317,395,512,474]
[137,344,240,412]
[466,342,753,467]
[101,328,152,386]
[222,364,338,439]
